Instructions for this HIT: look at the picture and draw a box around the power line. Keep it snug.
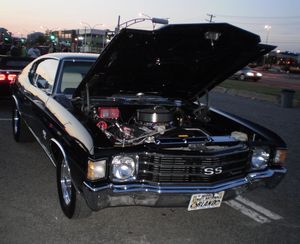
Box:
[216,14,300,19]
[225,21,300,26]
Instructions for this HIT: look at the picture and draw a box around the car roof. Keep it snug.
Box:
[36,52,99,61]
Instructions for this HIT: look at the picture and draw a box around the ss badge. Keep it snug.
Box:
[203,167,223,176]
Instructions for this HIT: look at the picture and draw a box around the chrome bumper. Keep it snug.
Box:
[82,168,286,211]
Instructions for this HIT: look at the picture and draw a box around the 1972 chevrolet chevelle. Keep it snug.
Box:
[11,23,287,219]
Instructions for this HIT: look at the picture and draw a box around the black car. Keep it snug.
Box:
[0,55,34,96]
[11,23,287,219]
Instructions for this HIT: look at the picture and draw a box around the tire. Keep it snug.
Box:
[56,154,91,219]
[12,104,33,142]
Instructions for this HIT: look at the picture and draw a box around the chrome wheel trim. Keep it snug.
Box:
[13,109,19,135]
[60,159,72,205]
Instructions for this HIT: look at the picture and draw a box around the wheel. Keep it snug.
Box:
[12,104,33,142]
[56,155,91,219]
[239,74,246,81]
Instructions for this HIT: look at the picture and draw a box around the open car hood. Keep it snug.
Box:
[74,23,275,100]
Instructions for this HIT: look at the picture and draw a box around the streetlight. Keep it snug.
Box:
[80,22,104,52]
[263,25,272,66]
[115,14,169,34]
[264,25,271,44]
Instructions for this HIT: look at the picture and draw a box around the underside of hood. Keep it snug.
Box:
[74,23,275,100]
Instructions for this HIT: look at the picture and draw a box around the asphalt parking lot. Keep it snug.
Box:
[0,93,299,244]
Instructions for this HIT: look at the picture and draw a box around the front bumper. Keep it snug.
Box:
[82,168,286,211]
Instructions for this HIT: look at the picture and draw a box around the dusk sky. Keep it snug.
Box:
[1,0,300,52]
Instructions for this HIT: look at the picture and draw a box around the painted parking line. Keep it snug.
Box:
[235,196,282,220]
[225,197,283,224]
[225,200,271,224]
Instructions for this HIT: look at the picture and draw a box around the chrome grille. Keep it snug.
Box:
[137,150,250,183]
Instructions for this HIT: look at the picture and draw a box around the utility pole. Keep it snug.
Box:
[206,14,216,23]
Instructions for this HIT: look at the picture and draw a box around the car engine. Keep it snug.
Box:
[90,103,210,147]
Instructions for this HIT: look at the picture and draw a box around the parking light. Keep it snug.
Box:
[87,159,106,180]
[274,149,287,166]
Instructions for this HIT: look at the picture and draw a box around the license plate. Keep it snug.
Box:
[188,191,224,211]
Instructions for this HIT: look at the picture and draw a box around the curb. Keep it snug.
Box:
[213,86,300,108]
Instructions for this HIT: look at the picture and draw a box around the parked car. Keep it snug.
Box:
[231,66,263,81]
[11,23,287,219]
[0,55,33,96]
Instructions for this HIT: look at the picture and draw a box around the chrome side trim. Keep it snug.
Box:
[83,168,287,194]
[12,95,20,111]
[25,125,56,167]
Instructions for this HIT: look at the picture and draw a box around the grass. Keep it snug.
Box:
[219,79,300,101]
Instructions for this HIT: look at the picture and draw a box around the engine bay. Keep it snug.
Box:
[84,95,249,149]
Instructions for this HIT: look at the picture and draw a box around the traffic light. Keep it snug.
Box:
[50,34,55,41]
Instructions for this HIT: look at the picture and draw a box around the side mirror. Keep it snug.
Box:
[36,78,49,89]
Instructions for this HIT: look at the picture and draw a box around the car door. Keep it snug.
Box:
[24,58,59,146]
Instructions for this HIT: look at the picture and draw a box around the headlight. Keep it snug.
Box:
[87,159,106,180]
[111,155,138,182]
[257,72,262,77]
[246,72,254,76]
[251,148,270,169]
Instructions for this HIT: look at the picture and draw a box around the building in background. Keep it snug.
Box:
[77,28,109,53]
[27,32,45,44]
[49,28,110,53]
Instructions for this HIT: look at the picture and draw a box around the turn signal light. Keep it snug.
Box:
[274,149,287,166]
[87,159,106,180]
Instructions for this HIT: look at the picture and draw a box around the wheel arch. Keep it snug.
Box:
[49,138,68,167]
[49,138,84,192]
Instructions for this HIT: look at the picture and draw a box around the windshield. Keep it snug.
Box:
[58,60,95,95]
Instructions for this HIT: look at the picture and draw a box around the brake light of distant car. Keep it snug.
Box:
[0,74,6,81]
[97,107,120,119]
[8,74,17,84]
[0,73,17,83]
